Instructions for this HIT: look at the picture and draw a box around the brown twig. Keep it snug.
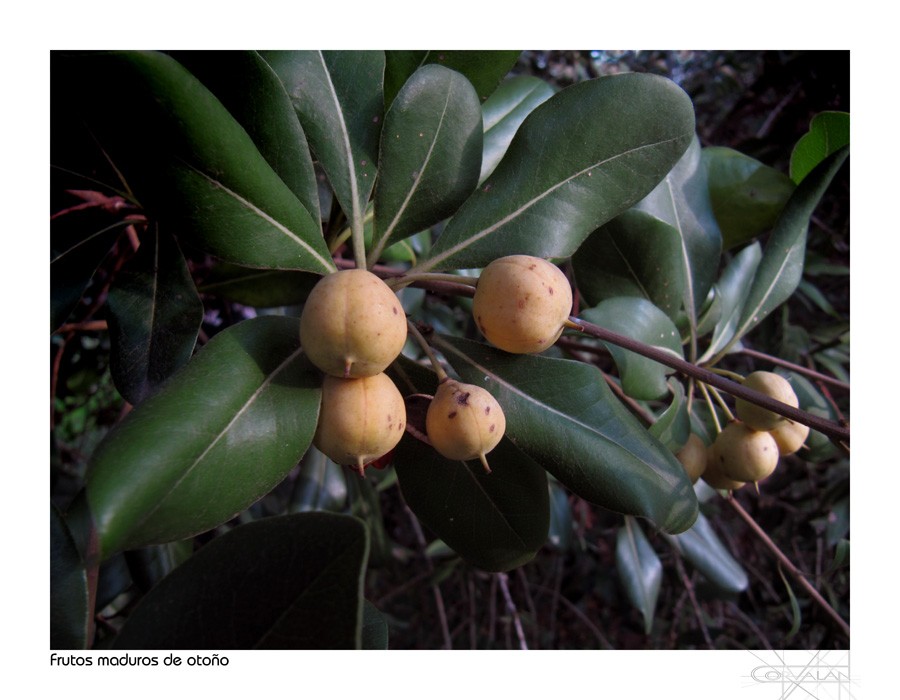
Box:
[727,497,850,640]
[497,573,528,650]
[570,317,850,443]
[404,504,453,649]
[739,347,849,393]
[673,555,715,649]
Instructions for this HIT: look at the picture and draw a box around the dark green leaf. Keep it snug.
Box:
[386,51,520,106]
[263,50,383,247]
[573,210,686,320]
[87,316,321,558]
[173,51,322,224]
[383,51,427,108]
[790,111,850,184]
[831,539,850,571]
[58,51,335,274]
[361,600,389,650]
[199,261,320,308]
[107,227,203,405]
[414,73,695,273]
[433,335,698,534]
[700,242,762,364]
[616,517,661,634]
[635,136,722,322]
[395,426,550,573]
[704,146,796,249]
[480,75,555,183]
[580,299,683,401]
[51,504,91,649]
[51,210,129,333]
[777,565,802,642]
[733,147,849,345]
[665,512,748,594]
[113,513,369,649]
[371,64,483,259]
[648,380,690,453]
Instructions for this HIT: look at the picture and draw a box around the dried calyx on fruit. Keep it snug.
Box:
[472,255,573,354]
[300,268,407,378]
[314,373,407,474]
[735,371,799,431]
[425,378,505,473]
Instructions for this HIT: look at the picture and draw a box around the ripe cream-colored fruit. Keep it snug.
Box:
[425,379,505,472]
[713,422,779,483]
[701,443,746,491]
[735,371,799,431]
[300,269,407,378]
[770,420,810,456]
[472,255,572,354]
[675,433,707,484]
[314,373,406,472]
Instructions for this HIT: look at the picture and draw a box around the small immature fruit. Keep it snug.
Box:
[314,373,407,473]
[735,371,799,431]
[472,255,572,354]
[425,379,505,472]
[712,422,779,484]
[675,433,707,484]
[770,419,810,456]
[300,269,407,378]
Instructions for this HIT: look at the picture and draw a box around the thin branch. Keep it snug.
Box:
[531,583,614,649]
[727,497,850,640]
[570,316,850,443]
[673,555,715,649]
[497,573,528,650]
[404,504,453,649]
[739,347,849,393]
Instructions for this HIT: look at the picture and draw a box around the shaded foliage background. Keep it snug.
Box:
[51,50,849,650]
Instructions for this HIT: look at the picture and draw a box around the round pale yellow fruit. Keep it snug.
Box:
[313,373,407,472]
[472,255,572,354]
[770,420,810,456]
[675,433,708,484]
[735,371,799,431]
[712,421,779,484]
[425,379,505,472]
[300,269,407,378]
[701,443,746,491]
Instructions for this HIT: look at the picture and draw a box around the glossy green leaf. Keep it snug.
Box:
[51,505,91,649]
[58,51,335,274]
[704,146,795,249]
[665,511,748,594]
[635,136,722,324]
[732,147,849,347]
[107,227,203,405]
[51,211,129,333]
[700,242,762,363]
[573,210,686,321]
[385,51,520,107]
[616,517,661,634]
[361,600,389,650]
[580,299,683,401]
[87,316,322,558]
[113,513,369,649]
[790,111,850,184]
[394,397,549,572]
[371,64,483,259]
[433,335,698,534]
[413,73,695,273]
[173,50,322,224]
[199,262,320,308]
[648,380,690,453]
[264,50,383,249]
[480,75,555,183]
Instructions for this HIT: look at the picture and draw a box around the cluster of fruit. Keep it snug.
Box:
[676,371,810,491]
[299,255,574,474]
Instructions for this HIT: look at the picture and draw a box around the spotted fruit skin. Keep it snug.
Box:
[300,269,407,378]
[314,373,407,471]
[770,419,810,456]
[472,255,572,354]
[735,371,799,431]
[712,422,779,483]
[425,379,505,469]
[675,433,707,484]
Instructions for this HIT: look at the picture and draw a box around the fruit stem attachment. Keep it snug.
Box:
[697,381,723,434]
[707,367,746,383]
[387,272,480,292]
[406,320,448,382]
[707,384,736,422]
